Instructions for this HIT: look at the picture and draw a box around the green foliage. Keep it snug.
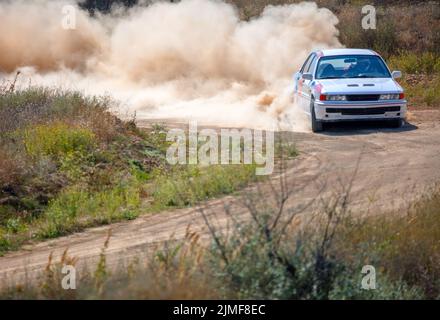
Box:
[152,164,258,209]
[423,82,440,106]
[210,228,294,299]
[337,185,440,298]
[389,52,440,74]
[334,10,399,58]
[0,87,115,136]
[401,75,440,107]
[22,123,96,160]
[39,177,141,239]
[0,229,11,254]
[329,269,424,299]
[5,217,26,234]
[275,142,298,158]
[79,0,138,14]
[207,217,423,300]
[385,52,440,108]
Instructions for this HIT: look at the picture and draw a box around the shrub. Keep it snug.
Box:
[422,79,440,106]
[0,147,23,190]
[0,228,11,251]
[336,185,440,298]
[389,52,440,74]
[400,75,440,108]
[205,211,423,300]
[0,88,119,141]
[22,123,96,160]
[389,53,420,74]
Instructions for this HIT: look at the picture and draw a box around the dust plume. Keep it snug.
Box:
[0,0,106,73]
[0,0,342,131]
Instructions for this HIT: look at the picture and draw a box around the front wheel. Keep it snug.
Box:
[390,119,404,128]
[310,100,323,132]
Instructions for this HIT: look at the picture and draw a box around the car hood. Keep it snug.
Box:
[316,78,403,94]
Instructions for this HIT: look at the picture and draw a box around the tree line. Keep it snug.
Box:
[79,0,182,14]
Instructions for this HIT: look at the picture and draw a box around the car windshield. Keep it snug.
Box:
[315,55,391,79]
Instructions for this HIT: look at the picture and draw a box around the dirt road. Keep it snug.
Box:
[1,110,440,286]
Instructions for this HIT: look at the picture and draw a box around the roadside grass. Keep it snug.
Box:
[336,185,440,299]
[384,52,440,108]
[399,74,440,108]
[0,87,261,255]
[3,182,439,299]
[0,231,221,300]
[38,177,142,239]
[151,164,258,210]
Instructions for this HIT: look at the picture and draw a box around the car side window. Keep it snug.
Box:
[300,54,313,73]
[303,54,316,75]
[307,55,318,75]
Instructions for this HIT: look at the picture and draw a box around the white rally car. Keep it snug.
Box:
[293,49,406,132]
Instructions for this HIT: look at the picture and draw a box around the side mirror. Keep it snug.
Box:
[302,73,313,81]
[392,70,402,79]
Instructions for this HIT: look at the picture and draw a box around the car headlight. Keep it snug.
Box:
[326,95,347,101]
[380,93,400,100]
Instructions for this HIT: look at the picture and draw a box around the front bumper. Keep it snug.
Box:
[314,100,407,122]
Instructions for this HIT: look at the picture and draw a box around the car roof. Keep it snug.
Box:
[316,48,378,57]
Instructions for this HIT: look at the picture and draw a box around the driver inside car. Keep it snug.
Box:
[344,58,371,77]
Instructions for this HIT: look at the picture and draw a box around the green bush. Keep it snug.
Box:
[22,123,96,159]
[423,80,440,106]
[389,52,440,74]
[401,75,440,107]
[0,229,11,254]
[336,185,440,298]
[0,88,114,136]
[338,10,398,59]
[207,216,423,300]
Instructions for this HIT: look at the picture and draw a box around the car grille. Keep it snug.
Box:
[346,94,380,101]
[326,106,400,116]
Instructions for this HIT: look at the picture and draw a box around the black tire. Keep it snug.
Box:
[310,99,323,132]
[390,119,404,128]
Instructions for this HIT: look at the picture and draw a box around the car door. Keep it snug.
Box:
[294,53,314,111]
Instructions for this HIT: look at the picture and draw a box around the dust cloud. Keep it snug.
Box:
[0,0,341,131]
